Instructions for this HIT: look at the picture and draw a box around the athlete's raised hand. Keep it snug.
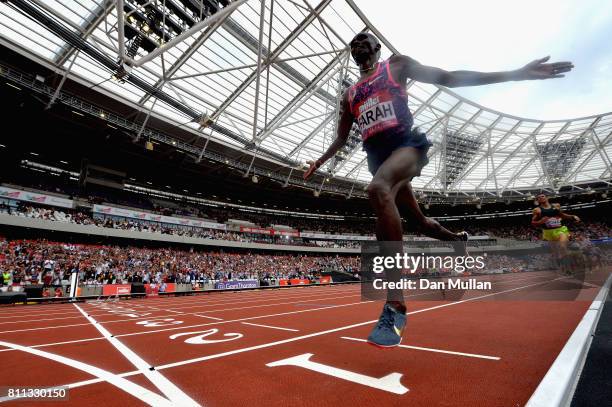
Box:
[517,56,574,80]
[572,215,581,222]
[303,159,322,180]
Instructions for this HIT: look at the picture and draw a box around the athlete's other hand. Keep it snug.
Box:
[517,56,574,80]
[303,160,321,180]
[572,215,581,222]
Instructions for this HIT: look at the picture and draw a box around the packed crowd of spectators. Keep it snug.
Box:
[2,202,611,249]
[0,237,360,288]
[2,237,609,290]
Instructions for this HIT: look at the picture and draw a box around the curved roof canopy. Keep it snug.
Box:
[1,0,611,201]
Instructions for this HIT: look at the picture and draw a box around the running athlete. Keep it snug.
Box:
[532,193,580,273]
[304,32,574,347]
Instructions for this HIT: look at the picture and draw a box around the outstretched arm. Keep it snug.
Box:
[304,90,353,179]
[393,55,573,88]
[556,205,581,222]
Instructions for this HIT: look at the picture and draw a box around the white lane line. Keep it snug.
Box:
[194,314,224,321]
[241,322,299,332]
[0,340,174,406]
[152,277,564,371]
[6,272,549,332]
[88,273,538,316]
[0,285,360,320]
[0,336,104,353]
[28,276,567,393]
[0,300,372,354]
[0,293,362,334]
[0,273,549,323]
[73,304,200,407]
[116,300,373,339]
[340,337,501,360]
[154,308,184,314]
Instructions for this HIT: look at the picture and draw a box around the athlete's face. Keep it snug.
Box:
[536,194,548,205]
[350,34,380,65]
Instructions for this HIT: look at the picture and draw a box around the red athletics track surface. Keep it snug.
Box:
[0,270,609,407]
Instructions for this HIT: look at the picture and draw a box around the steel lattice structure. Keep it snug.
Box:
[1,0,611,204]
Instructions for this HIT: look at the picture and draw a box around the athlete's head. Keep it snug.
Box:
[536,193,549,205]
[349,32,381,66]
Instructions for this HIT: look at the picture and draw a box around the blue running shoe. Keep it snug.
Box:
[367,303,407,348]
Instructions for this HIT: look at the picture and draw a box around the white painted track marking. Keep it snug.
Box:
[341,337,501,360]
[0,340,175,406]
[194,314,224,321]
[0,272,552,322]
[241,322,299,332]
[20,276,567,393]
[169,329,243,344]
[267,353,408,395]
[0,300,371,353]
[0,292,363,332]
[73,304,200,407]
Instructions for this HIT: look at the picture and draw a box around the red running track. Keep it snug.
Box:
[0,270,608,406]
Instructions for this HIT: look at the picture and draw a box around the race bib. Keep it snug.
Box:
[356,96,399,138]
[545,217,562,228]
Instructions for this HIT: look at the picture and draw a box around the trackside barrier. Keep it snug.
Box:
[158,280,360,297]
[0,280,359,305]
[102,284,132,296]
[279,279,310,286]
[526,273,612,407]
[214,280,259,290]
[319,276,332,284]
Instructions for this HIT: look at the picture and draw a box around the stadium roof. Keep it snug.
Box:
[1,0,611,201]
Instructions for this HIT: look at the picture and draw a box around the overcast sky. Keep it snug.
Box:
[355,0,612,120]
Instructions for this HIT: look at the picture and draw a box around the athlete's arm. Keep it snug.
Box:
[556,205,581,222]
[392,55,573,88]
[531,208,549,226]
[304,90,353,180]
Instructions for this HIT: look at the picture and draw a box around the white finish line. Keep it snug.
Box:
[267,353,408,395]
[73,304,199,407]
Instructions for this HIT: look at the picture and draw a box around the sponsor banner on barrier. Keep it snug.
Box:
[93,204,227,230]
[276,229,300,237]
[0,186,74,209]
[300,232,375,241]
[279,279,310,286]
[214,280,258,290]
[159,283,176,293]
[144,283,159,296]
[319,276,332,284]
[299,232,492,242]
[240,226,274,235]
[412,235,490,241]
[102,284,132,296]
[239,227,300,237]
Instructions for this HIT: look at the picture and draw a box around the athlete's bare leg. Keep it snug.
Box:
[366,147,422,305]
[557,233,571,274]
[394,182,463,242]
[367,147,421,241]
